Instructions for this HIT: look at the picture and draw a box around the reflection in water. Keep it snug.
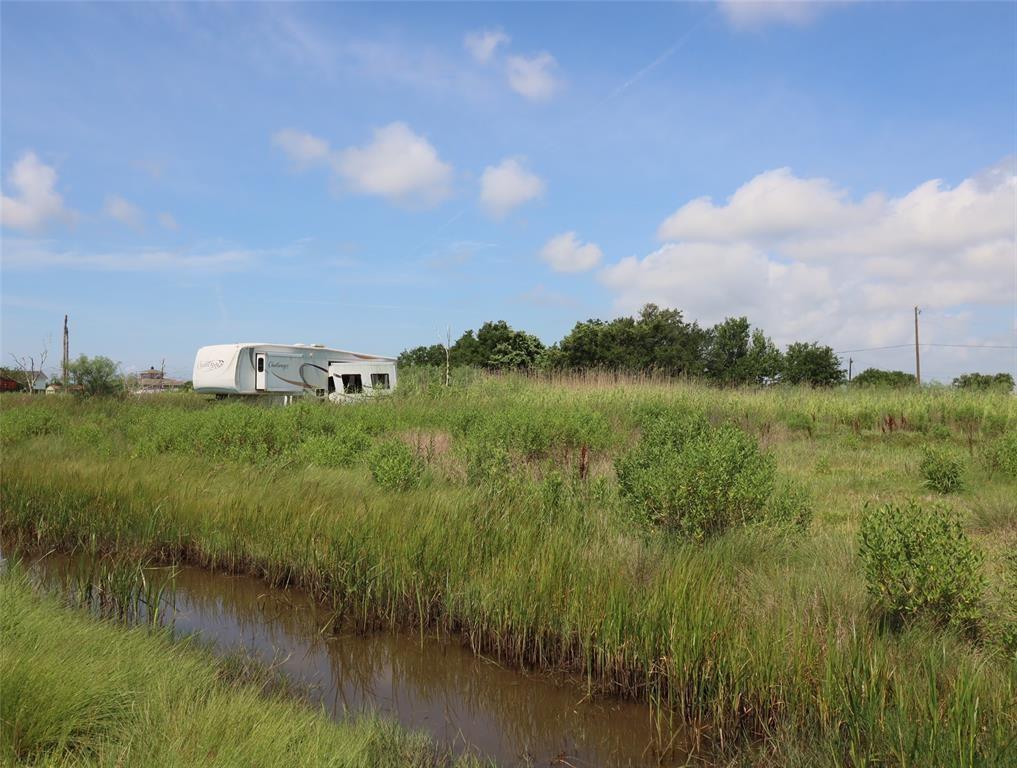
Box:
[22,550,696,768]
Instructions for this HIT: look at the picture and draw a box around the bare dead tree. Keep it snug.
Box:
[10,340,49,393]
[440,326,452,387]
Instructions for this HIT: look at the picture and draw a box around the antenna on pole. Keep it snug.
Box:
[914,306,921,387]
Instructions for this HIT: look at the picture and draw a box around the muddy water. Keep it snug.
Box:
[18,550,700,767]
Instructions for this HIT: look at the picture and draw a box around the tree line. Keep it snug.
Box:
[399,304,1015,390]
[399,304,845,386]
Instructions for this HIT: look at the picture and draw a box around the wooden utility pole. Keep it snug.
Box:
[848,357,853,382]
[914,306,921,387]
[62,315,69,386]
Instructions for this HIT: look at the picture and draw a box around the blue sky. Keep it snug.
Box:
[2,1,1015,381]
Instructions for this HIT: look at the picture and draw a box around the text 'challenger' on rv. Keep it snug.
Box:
[192,343,397,401]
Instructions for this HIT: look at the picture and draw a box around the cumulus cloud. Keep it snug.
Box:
[718,1,822,30]
[104,195,145,230]
[272,123,453,207]
[600,158,1016,358]
[335,122,452,206]
[464,29,509,63]
[506,52,561,102]
[1,152,76,232]
[540,232,603,273]
[658,167,880,242]
[480,158,545,217]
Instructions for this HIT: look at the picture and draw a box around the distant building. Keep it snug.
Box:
[0,370,47,393]
[135,366,186,393]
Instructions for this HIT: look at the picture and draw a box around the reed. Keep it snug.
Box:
[0,569,484,767]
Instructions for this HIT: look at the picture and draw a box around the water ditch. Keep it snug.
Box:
[11,547,707,767]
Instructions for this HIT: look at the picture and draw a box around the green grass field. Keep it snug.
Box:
[2,372,1015,766]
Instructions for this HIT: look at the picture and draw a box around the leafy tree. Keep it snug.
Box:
[398,344,446,367]
[781,342,844,387]
[557,304,708,374]
[67,355,123,397]
[487,331,545,370]
[851,368,916,388]
[745,329,784,384]
[703,318,782,385]
[952,372,1015,392]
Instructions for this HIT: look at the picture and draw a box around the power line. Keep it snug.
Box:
[835,342,1017,354]
[927,343,1017,350]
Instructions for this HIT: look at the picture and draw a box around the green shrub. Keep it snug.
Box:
[858,501,985,632]
[919,446,965,494]
[368,440,424,491]
[982,432,1017,481]
[615,412,801,541]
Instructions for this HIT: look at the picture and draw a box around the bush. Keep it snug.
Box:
[920,446,965,494]
[616,412,803,541]
[982,432,1017,481]
[67,355,123,397]
[368,440,424,491]
[858,501,985,632]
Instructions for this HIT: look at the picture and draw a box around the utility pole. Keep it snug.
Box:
[62,314,69,386]
[914,306,921,387]
[848,357,853,382]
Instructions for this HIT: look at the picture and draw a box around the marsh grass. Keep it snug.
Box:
[1,376,1015,765]
[0,569,483,767]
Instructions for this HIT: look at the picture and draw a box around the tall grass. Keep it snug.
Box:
[0,569,483,767]
[2,377,1015,765]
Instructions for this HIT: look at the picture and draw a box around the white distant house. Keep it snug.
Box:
[192,343,397,402]
[30,372,48,393]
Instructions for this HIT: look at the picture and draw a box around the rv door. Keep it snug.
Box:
[255,353,267,391]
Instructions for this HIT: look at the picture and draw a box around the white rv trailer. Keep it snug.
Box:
[192,343,397,401]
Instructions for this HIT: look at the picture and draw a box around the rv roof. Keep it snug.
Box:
[218,342,396,361]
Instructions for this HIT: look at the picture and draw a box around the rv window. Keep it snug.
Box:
[341,374,363,394]
[257,357,265,373]
[370,373,390,390]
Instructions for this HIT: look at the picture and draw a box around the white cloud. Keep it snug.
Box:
[480,158,545,217]
[273,124,453,208]
[540,232,603,273]
[273,128,332,167]
[158,212,179,231]
[1,152,76,232]
[506,52,561,102]
[600,158,1017,362]
[2,239,256,272]
[104,195,145,230]
[464,29,510,63]
[658,167,879,242]
[718,1,821,30]
[334,122,453,207]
